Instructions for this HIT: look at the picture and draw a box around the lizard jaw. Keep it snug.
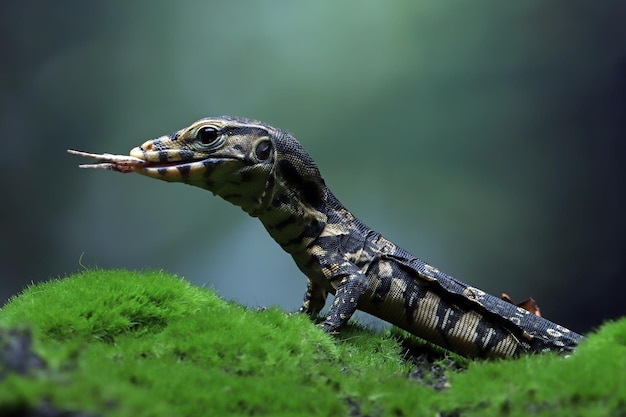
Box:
[129,146,230,174]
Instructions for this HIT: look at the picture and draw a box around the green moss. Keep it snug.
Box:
[0,269,623,416]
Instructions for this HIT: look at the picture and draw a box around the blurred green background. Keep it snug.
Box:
[2,1,624,333]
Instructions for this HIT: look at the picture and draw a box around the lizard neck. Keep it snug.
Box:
[257,176,372,258]
[256,128,374,255]
[254,129,333,254]
[256,178,329,255]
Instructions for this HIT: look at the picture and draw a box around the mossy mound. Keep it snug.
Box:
[0,270,624,416]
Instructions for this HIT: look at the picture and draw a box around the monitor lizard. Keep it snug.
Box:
[68,116,584,359]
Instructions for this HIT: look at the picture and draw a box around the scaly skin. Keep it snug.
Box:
[70,116,584,358]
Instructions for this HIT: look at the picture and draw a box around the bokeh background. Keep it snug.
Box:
[2,1,625,334]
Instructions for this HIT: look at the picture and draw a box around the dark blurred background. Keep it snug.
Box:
[1,1,625,334]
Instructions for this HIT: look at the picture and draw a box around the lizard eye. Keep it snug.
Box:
[254,140,272,161]
[196,126,224,149]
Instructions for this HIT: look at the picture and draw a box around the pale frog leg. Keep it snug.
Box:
[67,149,147,173]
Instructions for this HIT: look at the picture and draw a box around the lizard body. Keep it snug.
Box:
[70,116,584,359]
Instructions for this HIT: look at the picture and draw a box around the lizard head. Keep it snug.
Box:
[129,116,327,217]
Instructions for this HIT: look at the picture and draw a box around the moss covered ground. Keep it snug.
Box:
[0,269,624,416]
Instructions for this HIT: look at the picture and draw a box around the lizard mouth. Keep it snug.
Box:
[139,158,236,169]
[126,147,245,183]
[128,146,238,172]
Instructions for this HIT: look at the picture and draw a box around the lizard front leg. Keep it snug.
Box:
[321,274,368,333]
[298,278,328,316]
